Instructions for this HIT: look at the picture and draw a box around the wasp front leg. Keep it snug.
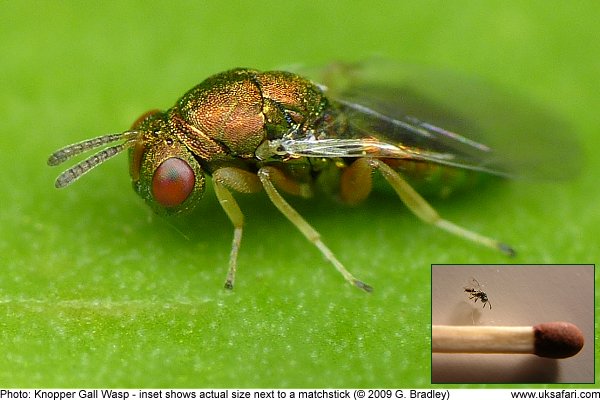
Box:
[367,159,515,256]
[212,167,263,289]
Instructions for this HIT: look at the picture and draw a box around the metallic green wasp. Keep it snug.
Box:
[48,62,579,291]
[464,278,491,309]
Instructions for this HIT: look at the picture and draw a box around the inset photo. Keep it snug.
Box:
[431,264,594,384]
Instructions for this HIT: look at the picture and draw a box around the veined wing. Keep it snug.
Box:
[270,136,511,177]
[296,60,581,179]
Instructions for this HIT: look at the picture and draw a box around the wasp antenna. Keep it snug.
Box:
[48,131,138,166]
[54,140,134,188]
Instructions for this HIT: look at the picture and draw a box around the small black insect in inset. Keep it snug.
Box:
[464,278,492,309]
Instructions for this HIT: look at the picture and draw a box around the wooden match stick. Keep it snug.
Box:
[432,321,584,359]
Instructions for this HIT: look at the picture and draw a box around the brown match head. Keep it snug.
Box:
[533,322,584,359]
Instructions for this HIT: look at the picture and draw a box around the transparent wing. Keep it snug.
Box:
[273,137,510,177]
[295,60,582,179]
[463,277,482,292]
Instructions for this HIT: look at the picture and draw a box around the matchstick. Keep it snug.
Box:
[432,321,584,359]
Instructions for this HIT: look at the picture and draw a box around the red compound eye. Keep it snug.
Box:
[152,158,195,207]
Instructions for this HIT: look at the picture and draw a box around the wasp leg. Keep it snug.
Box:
[212,167,263,289]
[368,159,515,256]
[340,158,373,205]
[258,166,373,292]
[257,166,313,198]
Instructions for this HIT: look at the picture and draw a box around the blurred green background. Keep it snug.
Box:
[1,0,598,387]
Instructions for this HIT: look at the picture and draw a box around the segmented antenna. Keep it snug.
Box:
[48,131,140,188]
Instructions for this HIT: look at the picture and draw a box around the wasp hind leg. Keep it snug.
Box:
[368,159,515,256]
[339,158,373,205]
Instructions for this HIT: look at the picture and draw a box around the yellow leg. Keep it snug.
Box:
[369,159,515,256]
[258,166,372,292]
[339,158,373,205]
[261,165,313,198]
[212,167,262,289]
